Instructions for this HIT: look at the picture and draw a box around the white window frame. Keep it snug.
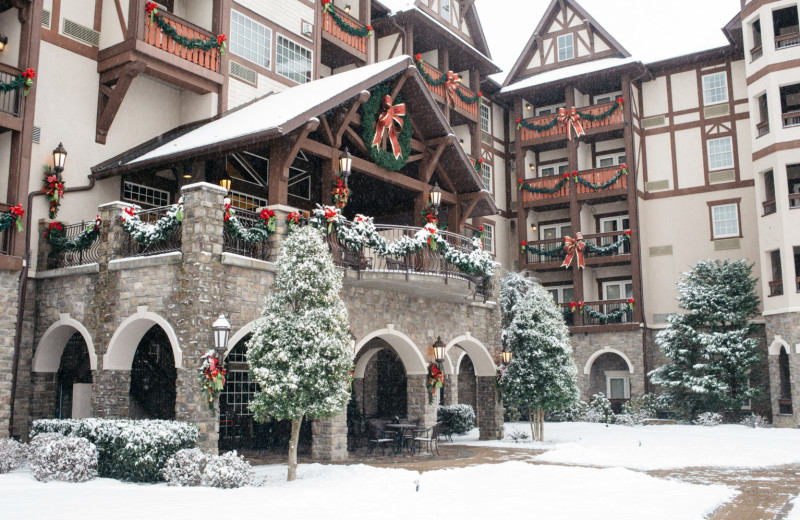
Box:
[276,34,313,84]
[123,181,170,207]
[546,285,575,304]
[440,0,451,21]
[482,222,494,254]
[557,33,574,61]
[605,371,631,399]
[480,103,491,134]
[706,136,734,171]
[593,91,622,105]
[540,221,571,241]
[481,163,493,192]
[702,72,729,106]
[230,10,272,69]
[596,154,626,168]
[536,103,562,116]
[538,162,569,178]
[602,280,633,301]
[711,203,740,239]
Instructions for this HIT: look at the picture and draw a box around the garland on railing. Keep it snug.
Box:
[414,54,483,106]
[516,115,558,132]
[45,216,101,253]
[576,97,624,121]
[517,171,573,194]
[584,299,633,324]
[42,167,64,219]
[520,241,566,257]
[0,68,35,96]
[515,97,623,133]
[223,201,276,243]
[574,164,628,190]
[521,230,631,258]
[426,362,444,405]
[120,200,183,247]
[145,2,226,53]
[361,83,412,171]
[309,205,498,279]
[322,1,373,37]
[518,164,628,194]
[585,230,631,255]
[0,204,24,233]
[419,201,447,230]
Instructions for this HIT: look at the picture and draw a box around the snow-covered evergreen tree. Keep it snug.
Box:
[499,273,578,441]
[247,226,353,481]
[648,259,760,418]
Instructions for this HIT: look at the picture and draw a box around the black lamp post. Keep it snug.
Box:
[212,314,231,359]
[338,147,352,187]
[429,182,442,218]
[52,142,67,179]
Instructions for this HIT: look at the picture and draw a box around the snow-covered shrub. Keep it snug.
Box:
[693,412,723,426]
[586,394,615,424]
[613,413,639,426]
[506,429,530,443]
[29,435,98,483]
[0,438,28,473]
[503,404,523,422]
[201,451,254,488]
[437,404,475,434]
[739,414,770,428]
[546,401,589,422]
[161,448,209,486]
[31,418,198,482]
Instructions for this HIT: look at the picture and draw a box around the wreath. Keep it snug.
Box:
[199,351,226,411]
[361,82,412,172]
[42,167,64,219]
[426,362,444,404]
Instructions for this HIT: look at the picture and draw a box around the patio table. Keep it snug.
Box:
[385,424,419,455]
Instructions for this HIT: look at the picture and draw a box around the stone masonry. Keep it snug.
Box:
[0,269,19,438]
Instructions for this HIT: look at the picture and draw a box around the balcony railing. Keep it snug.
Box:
[222,208,271,261]
[762,199,776,215]
[0,64,22,117]
[46,221,101,270]
[775,32,800,49]
[789,193,800,209]
[756,120,770,138]
[782,111,800,128]
[142,10,220,73]
[583,299,634,326]
[418,62,479,118]
[769,280,784,297]
[519,101,624,142]
[321,9,368,55]
[520,165,627,205]
[574,166,628,196]
[119,206,182,259]
[523,231,630,265]
[0,226,10,256]
[750,44,763,62]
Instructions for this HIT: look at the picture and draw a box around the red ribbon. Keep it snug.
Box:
[558,107,586,141]
[444,71,459,106]
[561,232,585,269]
[371,95,406,159]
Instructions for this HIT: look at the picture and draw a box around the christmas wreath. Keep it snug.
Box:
[199,351,226,411]
[45,216,101,253]
[426,362,444,404]
[361,83,412,172]
[331,172,349,208]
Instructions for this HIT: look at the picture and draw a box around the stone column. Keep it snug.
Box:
[407,375,438,428]
[98,201,139,263]
[91,370,130,419]
[476,376,503,440]
[443,374,458,406]
[311,412,347,461]
[261,204,296,262]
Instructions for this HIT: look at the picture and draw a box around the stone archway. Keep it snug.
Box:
[104,307,182,370]
[585,350,633,413]
[129,325,176,420]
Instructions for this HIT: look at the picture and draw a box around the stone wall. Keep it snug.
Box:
[570,329,645,400]
[766,313,800,427]
[0,269,19,438]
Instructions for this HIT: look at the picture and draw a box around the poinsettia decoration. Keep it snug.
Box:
[426,362,444,405]
[199,350,226,412]
[42,167,64,219]
[331,173,349,209]
[0,203,24,233]
[21,68,35,96]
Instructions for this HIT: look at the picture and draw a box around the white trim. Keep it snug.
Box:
[769,335,792,356]
[538,162,568,178]
[104,307,182,370]
[583,346,635,375]
[32,314,98,372]
[443,333,497,377]
[763,307,800,316]
[452,349,468,376]
[605,370,631,399]
[353,326,427,376]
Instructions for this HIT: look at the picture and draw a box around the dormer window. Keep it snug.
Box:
[440,0,451,22]
[557,34,574,61]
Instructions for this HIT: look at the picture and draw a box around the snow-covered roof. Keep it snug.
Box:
[487,0,740,86]
[500,57,638,94]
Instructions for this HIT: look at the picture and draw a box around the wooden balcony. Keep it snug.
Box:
[520,165,628,208]
[782,110,800,128]
[762,199,776,215]
[321,9,368,63]
[521,230,631,271]
[756,120,769,138]
[418,62,479,121]
[558,300,637,329]
[519,101,624,145]
[142,10,220,73]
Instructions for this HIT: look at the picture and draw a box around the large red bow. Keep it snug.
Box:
[444,71,460,106]
[561,232,585,269]
[371,95,406,159]
[558,107,585,141]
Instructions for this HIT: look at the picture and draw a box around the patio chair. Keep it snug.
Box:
[438,419,453,443]
[366,420,395,456]
[411,422,442,457]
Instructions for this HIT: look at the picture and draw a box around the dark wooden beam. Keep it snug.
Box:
[96,61,146,144]
[421,141,447,183]
[335,90,370,147]
[388,68,414,101]
[319,115,334,146]
[458,197,479,229]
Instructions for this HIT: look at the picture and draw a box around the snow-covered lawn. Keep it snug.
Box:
[0,461,733,520]
[454,421,800,470]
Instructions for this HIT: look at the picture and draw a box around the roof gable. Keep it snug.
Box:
[502,0,629,87]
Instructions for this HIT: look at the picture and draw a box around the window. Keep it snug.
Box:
[288,151,312,200]
[752,19,762,48]
[764,170,776,215]
[605,371,630,400]
[773,5,799,49]
[480,103,491,134]
[481,163,493,192]
[540,222,571,240]
[482,223,494,254]
[230,11,271,69]
[711,203,739,238]
[536,103,562,116]
[440,0,451,21]
[546,285,574,304]
[794,246,800,293]
[229,191,268,211]
[596,154,626,168]
[557,34,574,61]
[276,35,312,84]
[757,93,770,136]
[769,249,784,296]
[593,92,622,105]
[539,163,569,178]
[599,215,631,254]
[706,137,734,171]
[780,83,800,127]
[789,164,800,208]
[702,72,728,105]
[602,280,633,301]
[123,182,170,207]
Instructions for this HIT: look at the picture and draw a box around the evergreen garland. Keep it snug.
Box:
[0,204,24,233]
[147,2,226,53]
[584,305,630,324]
[360,83,412,172]
[322,1,373,37]
[584,232,631,255]
[414,56,482,105]
[516,115,559,132]
[517,174,571,194]
[0,74,29,94]
[426,362,444,404]
[520,242,565,258]
[224,207,276,243]
[45,218,101,253]
[575,97,623,121]
[120,203,183,247]
[574,164,627,190]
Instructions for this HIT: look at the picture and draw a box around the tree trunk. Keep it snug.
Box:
[528,406,535,442]
[287,417,302,481]
[537,408,544,441]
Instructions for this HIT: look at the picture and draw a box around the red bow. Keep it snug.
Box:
[224,202,232,222]
[371,95,406,159]
[561,232,585,269]
[444,71,459,106]
[558,107,585,141]
[122,206,136,219]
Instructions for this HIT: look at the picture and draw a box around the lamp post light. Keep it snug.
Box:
[52,142,67,179]
[501,349,513,365]
[212,314,232,359]
[429,182,442,218]
[219,176,232,193]
[338,147,352,188]
[432,336,445,364]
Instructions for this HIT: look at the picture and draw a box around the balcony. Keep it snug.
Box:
[45,221,101,270]
[142,10,220,73]
[519,165,628,208]
[750,44,763,62]
[762,199,776,216]
[519,101,624,145]
[775,32,800,50]
[0,64,23,131]
[418,61,479,120]
[769,280,784,297]
[558,300,637,329]
[321,9,368,63]
[783,110,800,128]
[522,230,631,270]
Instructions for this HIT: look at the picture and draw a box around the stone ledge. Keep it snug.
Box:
[36,263,100,279]
[342,270,479,303]
[108,252,182,271]
[221,253,276,272]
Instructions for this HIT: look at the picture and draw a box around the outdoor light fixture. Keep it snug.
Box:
[525,103,532,112]
[530,223,538,234]
[429,182,442,215]
[52,142,67,175]
[529,163,535,171]
[212,314,232,357]
[219,176,232,192]
[0,35,8,52]
[502,350,513,364]
[182,164,193,179]
[338,147,352,187]
[344,4,351,13]
[432,336,446,364]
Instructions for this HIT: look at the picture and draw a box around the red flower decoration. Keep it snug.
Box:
[287,212,301,224]
[259,208,275,220]
[517,178,523,184]
[22,68,35,80]
[616,96,624,105]
[324,207,338,221]
[367,25,373,31]
[123,207,136,217]
[624,229,632,237]
[415,53,422,62]
[354,214,367,223]
[479,225,484,232]
[627,298,635,304]
[521,241,528,246]
[478,92,483,98]
[572,170,578,177]
[477,158,484,164]
[223,202,232,222]
[145,1,158,14]
[217,34,227,46]
[516,117,521,124]
[562,172,570,180]
[620,163,627,170]
[10,204,24,217]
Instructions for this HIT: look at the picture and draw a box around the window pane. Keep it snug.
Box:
[440,0,450,20]
[230,11,271,69]
[548,289,559,303]
[276,35,312,84]
[712,203,739,238]
[558,164,570,175]
[559,225,571,237]
[609,378,625,399]
[542,227,558,240]
[599,157,614,167]
[483,224,494,253]
[703,72,728,105]
[707,137,733,170]
[604,283,621,300]
[563,287,574,302]
[482,164,492,191]
[541,166,555,177]
[480,104,491,133]
[557,34,574,61]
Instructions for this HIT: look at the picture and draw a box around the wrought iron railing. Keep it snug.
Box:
[46,221,101,269]
[223,208,271,261]
[523,231,630,265]
[119,206,182,258]
[0,64,22,117]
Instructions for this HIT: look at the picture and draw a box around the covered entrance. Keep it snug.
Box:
[129,325,176,420]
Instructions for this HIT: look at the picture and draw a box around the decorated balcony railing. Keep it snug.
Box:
[418,61,480,119]
[120,205,182,259]
[559,300,635,327]
[142,9,220,73]
[321,9,368,55]
[519,101,624,143]
[789,193,800,209]
[769,280,784,297]
[45,221,101,270]
[519,165,628,206]
[0,64,22,117]
[222,208,271,261]
[522,230,631,266]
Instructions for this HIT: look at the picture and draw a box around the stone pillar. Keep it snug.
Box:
[262,204,296,262]
[443,374,458,406]
[311,412,348,461]
[98,201,139,263]
[476,376,503,440]
[29,372,57,422]
[407,375,437,428]
[0,268,19,438]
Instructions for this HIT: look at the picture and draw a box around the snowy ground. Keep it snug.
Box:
[454,421,800,470]
[0,461,733,520]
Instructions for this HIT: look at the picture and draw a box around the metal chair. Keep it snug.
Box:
[411,422,442,457]
[366,420,395,456]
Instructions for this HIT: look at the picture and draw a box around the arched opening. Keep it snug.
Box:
[587,352,631,414]
[55,332,92,419]
[218,335,311,454]
[779,346,793,415]
[457,355,477,412]
[129,325,176,420]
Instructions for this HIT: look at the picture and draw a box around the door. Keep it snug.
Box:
[602,280,633,321]
[599,215,630,254]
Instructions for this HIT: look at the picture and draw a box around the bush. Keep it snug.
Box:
[31,418,198,483]
[694,412,723,426]
[587,393,615,424]
[161,448,208,486]
[0,438,28,473]
[437,404,475,434]
[739,414,770,428]
[503,403,524,422]
[202,451,254,488]
[29,435,98,483]
[546,401,589,422]
[506,428,530,443]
